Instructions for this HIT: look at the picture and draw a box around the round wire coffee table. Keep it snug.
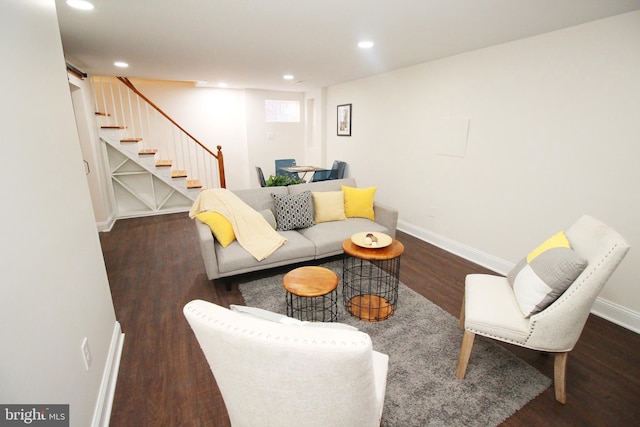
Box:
[342,236,404,322]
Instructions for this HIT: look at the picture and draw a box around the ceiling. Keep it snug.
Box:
[56,0,640,92]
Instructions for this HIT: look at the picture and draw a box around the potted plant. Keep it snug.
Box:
[265,174,303,186]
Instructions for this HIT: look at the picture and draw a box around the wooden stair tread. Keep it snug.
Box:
[101,125,126,129]
[156,160,172,167]
[186,179,202,189]
[138,149,158,155]
[95,112,111,117]
[172,170,187,178]
[121,137,143,143]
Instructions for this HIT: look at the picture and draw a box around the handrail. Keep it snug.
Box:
[116,77,226,188]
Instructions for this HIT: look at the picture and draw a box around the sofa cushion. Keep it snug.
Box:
[260,209,277,229]
[216,230,316,275]
[288,177,357,196]
[298,217,390,257]
[342,185,376,220]
[507,230,588,317]
[312,191,346,223]
[272,191,315,231]
[235,186,288,212]
[195,211,235,247]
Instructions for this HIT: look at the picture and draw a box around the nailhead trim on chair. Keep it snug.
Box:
[523,243,618,345]
[186,303,370,348]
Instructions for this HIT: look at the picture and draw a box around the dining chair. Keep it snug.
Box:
[312,160,346,182]
[275,159,298,179]
[311,170,330,182]
[255,166,266,187]
[333,160,347,179]
[455,215,630,403]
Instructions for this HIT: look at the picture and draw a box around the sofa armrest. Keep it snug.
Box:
[194,219,220,280]
[373,202,398,238]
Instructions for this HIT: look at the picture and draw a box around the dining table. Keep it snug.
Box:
[280,165,329,181]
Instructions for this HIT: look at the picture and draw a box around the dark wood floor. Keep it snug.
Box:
[101,212,640,426]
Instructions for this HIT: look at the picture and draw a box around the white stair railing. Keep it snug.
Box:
[91,76,225,189]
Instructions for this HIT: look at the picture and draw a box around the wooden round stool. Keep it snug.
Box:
[283,266,338,322]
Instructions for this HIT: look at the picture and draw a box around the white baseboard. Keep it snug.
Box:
[397,220,513,275]
[397,219,640,334]
[92,322,125,427]
[96,213,116,232]
[592,298,640,334]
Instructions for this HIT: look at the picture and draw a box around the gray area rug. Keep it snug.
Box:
[238,260,551,427]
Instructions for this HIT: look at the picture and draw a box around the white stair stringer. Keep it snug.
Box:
[100,128,201,218]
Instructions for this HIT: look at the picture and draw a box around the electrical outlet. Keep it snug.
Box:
[81,337,92,371]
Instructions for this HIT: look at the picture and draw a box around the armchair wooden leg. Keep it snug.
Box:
[458,294,465,330]
[554,352,568,404]
[456,331,475,379]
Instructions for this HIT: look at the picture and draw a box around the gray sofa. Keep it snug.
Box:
[195,178,398,286]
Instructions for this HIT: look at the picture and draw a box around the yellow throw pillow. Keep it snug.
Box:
[195,211,235,247]
[341,185,376,220]
[312,191,346,223]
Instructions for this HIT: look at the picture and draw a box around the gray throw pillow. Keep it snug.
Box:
[508,231,588,317]
[271,191,315,231]
[259,209,277,229]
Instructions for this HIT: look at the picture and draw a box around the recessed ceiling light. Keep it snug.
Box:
[67,0,94,10]
[358,41,374,49]
[114,61,129,68]
[283,74,294,80]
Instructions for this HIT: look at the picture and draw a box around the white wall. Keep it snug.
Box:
[245,90,305,182]
[128,80,249,189]
[303,88,327,168]
[127,83,305,190]
[70,75,115,231]
[324,12,640,326]
[0,1,120,425]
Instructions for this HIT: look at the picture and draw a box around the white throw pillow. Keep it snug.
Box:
[230,304,357,330]
[230,304,298,324]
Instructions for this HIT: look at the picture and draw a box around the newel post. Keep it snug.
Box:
[217,145,226,188]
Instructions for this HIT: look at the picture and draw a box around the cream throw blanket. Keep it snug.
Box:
[189,189,287,261]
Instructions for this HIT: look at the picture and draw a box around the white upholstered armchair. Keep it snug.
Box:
[456,215,630,403]
[183,300,389,427]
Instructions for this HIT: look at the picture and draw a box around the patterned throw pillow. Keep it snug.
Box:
[508,230,588,317]
[271,191,315,231]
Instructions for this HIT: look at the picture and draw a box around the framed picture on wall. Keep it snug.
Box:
[337,104,352,136]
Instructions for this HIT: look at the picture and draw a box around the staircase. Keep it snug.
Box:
[92,77,225,218]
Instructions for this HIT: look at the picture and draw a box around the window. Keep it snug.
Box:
[265,100,300,123]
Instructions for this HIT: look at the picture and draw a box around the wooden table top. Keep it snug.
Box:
[282,266,338,297]
[281,165,327,173]
[342,237,405,261]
